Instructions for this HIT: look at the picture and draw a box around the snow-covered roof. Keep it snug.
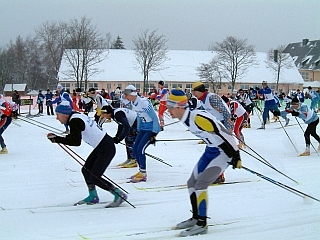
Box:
[3,83,27,91]
[58,49,304,84]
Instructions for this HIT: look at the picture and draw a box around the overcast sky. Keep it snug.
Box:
[0,0,319,52]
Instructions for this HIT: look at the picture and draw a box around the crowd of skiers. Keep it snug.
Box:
[0,81,319,237]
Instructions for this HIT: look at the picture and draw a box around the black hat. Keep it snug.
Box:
[47,89,50,91]
[221,95,229,103]
[101,105,114,114]
[308,86,312,89]
[88,88,96,93]
[291,98,299,104]
[158,81,164,86]
[75,88,82,92]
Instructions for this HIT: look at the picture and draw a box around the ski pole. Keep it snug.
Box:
[240,148,298,184]
[234,133,299,184]
[294,117,319,156]
[278,120,299,153]
[11,121,21,127]
[60,144,129,194]
[164,121,180,127]
[57,144,135,208]
[18,116,63,136]
[156,138,200,142]
[119,142,173,167]
[234,134,276,169]
[242,166,320,203]
[19,115,63,133]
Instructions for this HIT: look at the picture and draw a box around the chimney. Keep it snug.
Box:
[302,39,309,46]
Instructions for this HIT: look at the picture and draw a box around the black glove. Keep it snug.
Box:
[149,133,157,145]
[228,150,242,169]
[47,133,57,143]
[113,137,120,144]
[231,114,238,121]
[291,111,299,116]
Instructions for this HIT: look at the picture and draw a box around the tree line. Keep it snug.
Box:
[0,15,292,94]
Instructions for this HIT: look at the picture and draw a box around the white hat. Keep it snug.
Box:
[57,84,63,90]
[123,85,137,96]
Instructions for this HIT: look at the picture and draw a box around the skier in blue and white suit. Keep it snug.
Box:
[167,88,241,237]
[123,85,160,183]
[257,81,280,129]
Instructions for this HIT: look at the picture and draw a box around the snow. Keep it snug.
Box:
[58,49,304,84]
[1,103,320,240]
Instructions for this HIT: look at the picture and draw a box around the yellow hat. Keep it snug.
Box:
[192,82,206,92]
[167,88,188,108]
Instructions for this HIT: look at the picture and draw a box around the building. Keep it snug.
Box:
[3,83,28,97]
[283,39,320,82]
[58,49,304,95]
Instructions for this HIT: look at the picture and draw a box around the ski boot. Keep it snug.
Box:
[178,225,208,237]
[173,218,197,230]
[74,189,99,205]
[0,147,8,154]
[122,159,138,168]
[299,149,310,156]
[284,118,290,127]
[129,171,147,183]
[105,188,127,208]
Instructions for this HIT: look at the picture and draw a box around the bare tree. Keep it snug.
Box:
[62,16,110,90]
[197,57,224,93]
[212,36,257,92]
[132,29,169,94]
[266,45,294,92]
[36,21,69,89]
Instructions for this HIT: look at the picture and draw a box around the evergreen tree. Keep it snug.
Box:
[111,36,125,49]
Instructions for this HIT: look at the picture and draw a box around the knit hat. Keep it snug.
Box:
[101,105,114,114]
[221,95,230,104]
[158,80,164,86]
[55,101,72,115]
[291,97,299,104]
[123,85,137,96]
[167,88,188,108]
[57,84,63,90]
[192,81,206,92]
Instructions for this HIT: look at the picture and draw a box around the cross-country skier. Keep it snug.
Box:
[122,85,160,183]
[0,94,12,154]
[47,101,127,207]
[281,97,320,156]
[100,105,138,168]
[166,88,241,237]
[156,80,168,131]
[256,81,280,129]
[191,81,233,183]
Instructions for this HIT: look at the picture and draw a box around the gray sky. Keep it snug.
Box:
[0,0,319,52]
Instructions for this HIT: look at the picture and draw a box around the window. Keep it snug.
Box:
[88,82,98,89]
[240,84,249,90]
[107,83,112,91]
[172,83,182,89]
[300,72,309,81]
[117,84,122,90]
[185,83,192,93]
[132,83,141,92]
[228,84,232,90]
[61,83,70,91]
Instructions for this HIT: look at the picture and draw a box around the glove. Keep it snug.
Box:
[291,111,299,116]
[47,133,57,143]
[231,114,237,121]
[149,133,157,145]
[228,150,242,169]
[285,109,291,113]
[113,137,120,144]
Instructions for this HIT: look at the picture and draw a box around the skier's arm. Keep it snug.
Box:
[53,118,85,146]
[114,111,130,141]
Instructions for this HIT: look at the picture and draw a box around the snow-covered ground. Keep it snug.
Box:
[0,106,319,240]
